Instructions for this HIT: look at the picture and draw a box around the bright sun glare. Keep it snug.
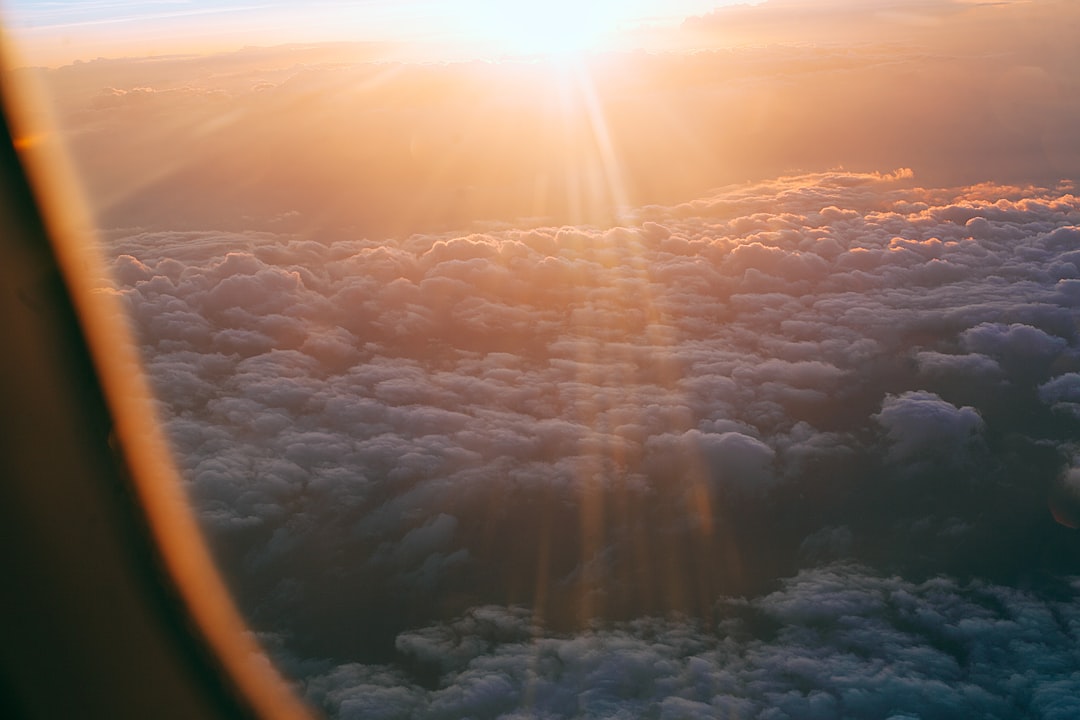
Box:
[453,0,632,57]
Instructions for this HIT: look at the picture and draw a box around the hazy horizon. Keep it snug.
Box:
[3,0,746,67]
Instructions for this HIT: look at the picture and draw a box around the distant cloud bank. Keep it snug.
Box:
[25,0,1080,239]
[105,169,1080,717]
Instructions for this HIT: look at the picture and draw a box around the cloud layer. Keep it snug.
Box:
[103,169,1080,715]
[297,565,1080,720]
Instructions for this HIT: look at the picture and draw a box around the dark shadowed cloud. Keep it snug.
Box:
[99,168,1080,716]
[291,565,1080,719]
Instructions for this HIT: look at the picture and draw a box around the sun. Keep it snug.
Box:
[451,0,634,58]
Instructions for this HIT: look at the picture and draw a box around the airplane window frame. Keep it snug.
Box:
[0,39,312,720]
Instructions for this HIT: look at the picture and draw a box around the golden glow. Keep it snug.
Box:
[451,0,634,57]
[12,132,46,151]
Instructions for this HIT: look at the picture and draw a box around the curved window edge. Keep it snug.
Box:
[0,36,312,720]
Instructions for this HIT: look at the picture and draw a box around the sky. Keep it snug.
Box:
[6,0,1080,718]
[1,0,738,65]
